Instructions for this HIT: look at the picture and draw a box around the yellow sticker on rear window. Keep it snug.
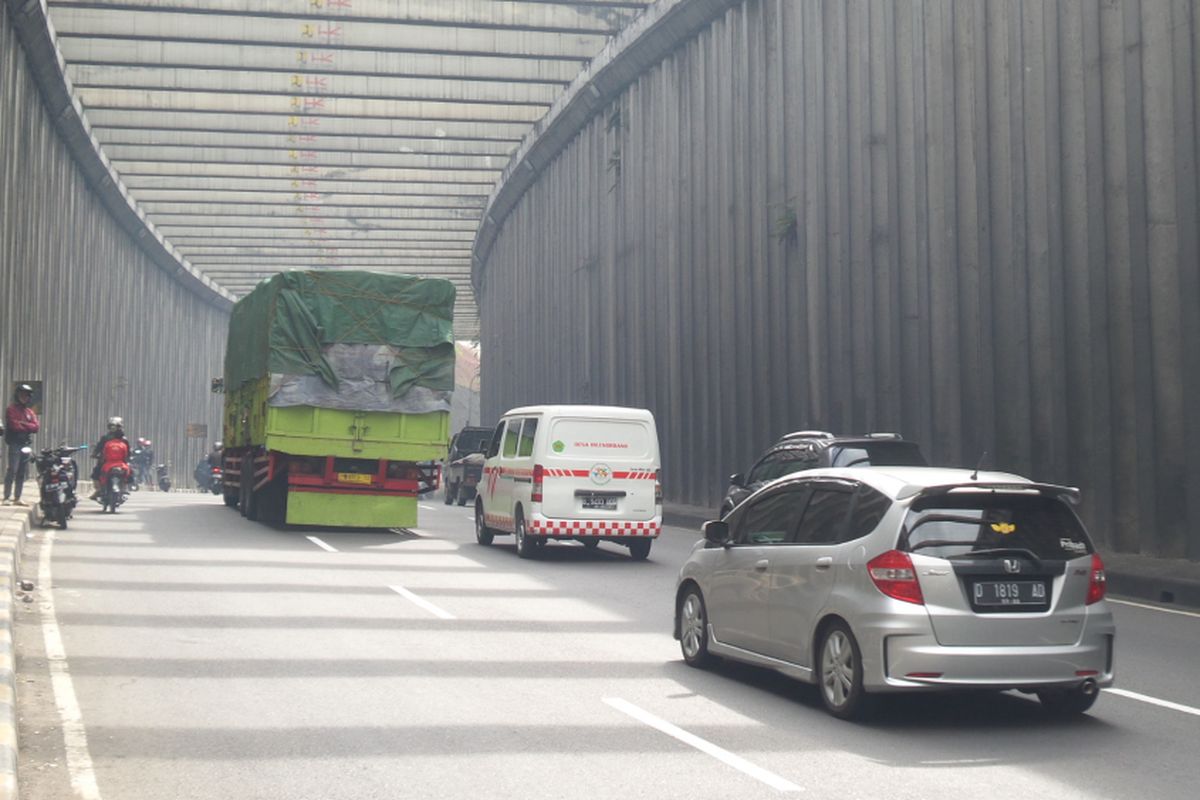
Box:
[991,522,1016,535]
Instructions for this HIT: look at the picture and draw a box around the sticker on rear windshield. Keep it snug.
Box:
[553,440,565,453]
[1060,538,1087,554]
[990,522,1016,535]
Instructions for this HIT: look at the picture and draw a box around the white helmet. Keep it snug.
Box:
[107,416,124,432]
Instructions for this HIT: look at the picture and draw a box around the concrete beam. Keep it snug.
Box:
[84,109,532,140]
[132,191,486,208]
[68,64,561,106]
[92,128,519,156]
[58,39,582,85]
[155,218,480,232]
[48,1,645,35]
[177,247,473,259]
[77,88,548,123]
[104,146,506,171]
[51,9,607,59]
[112,162,500,184]
[122,177,493,196]
[169,231,476,244]
[192,254,472,265]
[141,204,482,220]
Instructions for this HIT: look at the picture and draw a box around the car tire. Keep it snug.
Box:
[1037,684,1099,716]
[818,622,873,720]
[628,539,652,561]
[514,510,538,559]
[678,586,716,669]
[474,503,494,546]
[444,482,455,505]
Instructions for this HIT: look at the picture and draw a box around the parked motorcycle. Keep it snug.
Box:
[156,463,172,492]
[100,463,131,514]
[34,444,85,529]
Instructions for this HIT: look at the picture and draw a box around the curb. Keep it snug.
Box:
[0,488,34,800]
[661,504,1200,611]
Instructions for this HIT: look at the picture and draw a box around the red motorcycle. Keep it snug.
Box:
[100,462,131,513]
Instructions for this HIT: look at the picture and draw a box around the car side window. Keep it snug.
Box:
[746,453,782,484]
[486,422,505,458]
[792,486,853,544]
[846,484,892,542]
[517,418,538,457]
[736,487,811,545]
[502,420,521,458]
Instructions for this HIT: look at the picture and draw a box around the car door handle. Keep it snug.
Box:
[754,559,769,572]
[815,557,833,570]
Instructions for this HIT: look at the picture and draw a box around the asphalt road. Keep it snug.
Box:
[14,491,1200,800]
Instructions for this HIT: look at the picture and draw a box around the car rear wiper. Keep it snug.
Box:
[908,538,979,551]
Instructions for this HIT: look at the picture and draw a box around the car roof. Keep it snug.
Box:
[764,466,1037,500]
[501,404,654,421]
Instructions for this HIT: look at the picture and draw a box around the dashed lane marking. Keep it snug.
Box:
[1105,688,1200,717]
[39,530,103,800]
[306,536,338,553]
[603,697,802,792]
[419,504,435,511]
[389,585,456,619]
[1108,598,1200,619]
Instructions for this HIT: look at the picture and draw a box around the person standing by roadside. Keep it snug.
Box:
[3,384,40,506]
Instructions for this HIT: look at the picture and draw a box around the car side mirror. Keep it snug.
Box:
[703,520,730,546]
[729,472,744,486]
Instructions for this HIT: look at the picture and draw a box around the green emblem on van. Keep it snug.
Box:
[552,440,565,453]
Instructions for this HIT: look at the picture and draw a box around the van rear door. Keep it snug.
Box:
[541,416,658,521]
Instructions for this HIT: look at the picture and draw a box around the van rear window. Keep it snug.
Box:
[548,419,653,459]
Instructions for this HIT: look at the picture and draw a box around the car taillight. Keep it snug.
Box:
[532,464,543,503]
[655,469,662,504]
[868,550,924,605]
[1086,553,1107,605]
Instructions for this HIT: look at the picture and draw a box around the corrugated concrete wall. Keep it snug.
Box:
[1,6,227,487]
[476,0,1200,560]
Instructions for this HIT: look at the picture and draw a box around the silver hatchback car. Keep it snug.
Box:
[674,467,1115,720]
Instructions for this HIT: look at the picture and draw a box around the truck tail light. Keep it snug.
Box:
[532,464,544,503]
[1086,553,1107,605]
[655,469,662,504]
[868,550,925,605]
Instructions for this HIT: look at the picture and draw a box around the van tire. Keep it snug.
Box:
[514,510,538,559]
[628,539,652,561]
[474,503,494,546]
[444,483,455,505]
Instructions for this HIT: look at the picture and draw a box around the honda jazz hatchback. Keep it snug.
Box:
[674,467,1115,720]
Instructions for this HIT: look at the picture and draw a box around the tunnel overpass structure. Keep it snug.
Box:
[1,0,1197,560]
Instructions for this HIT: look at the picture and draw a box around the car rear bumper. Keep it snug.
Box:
[528,513,661,539]
[872,631,1115,691]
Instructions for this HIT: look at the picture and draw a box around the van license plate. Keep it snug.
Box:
[973,581,1046,606]
[337,472,372,485]
[582,496,618,511]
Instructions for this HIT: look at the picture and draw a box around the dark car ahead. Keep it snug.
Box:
[720,432,926,517]
[442,426,493,506]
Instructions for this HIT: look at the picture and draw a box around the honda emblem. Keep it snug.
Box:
[1003,558,1021,574]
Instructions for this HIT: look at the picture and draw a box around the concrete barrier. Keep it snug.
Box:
[0,486,35,800]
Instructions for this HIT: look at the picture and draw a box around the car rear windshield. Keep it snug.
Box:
[455,430,492,454]
[901,493,1093,560]
[829,441,926,468]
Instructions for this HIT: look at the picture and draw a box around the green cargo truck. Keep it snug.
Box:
[220,271,454,528]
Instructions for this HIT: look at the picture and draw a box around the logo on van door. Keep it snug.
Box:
[590,464,613,485]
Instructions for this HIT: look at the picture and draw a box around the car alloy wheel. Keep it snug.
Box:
[514,511,537,559]
[819,623,871,720]
[679,588,715,668]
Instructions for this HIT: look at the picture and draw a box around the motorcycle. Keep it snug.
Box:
[100,463,131,513]
[194,459,223,494]
[34,444,84,529]
[156,463,172,492]
[208,465,223,495]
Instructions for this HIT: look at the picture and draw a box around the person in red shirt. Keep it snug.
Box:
[4,384,40,506]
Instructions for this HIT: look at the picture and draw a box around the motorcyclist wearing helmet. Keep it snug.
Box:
[3,384,40,506]
[91,417,127,499]
[208,441,223,469]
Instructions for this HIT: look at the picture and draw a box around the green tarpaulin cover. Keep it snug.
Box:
[224,271,456,407]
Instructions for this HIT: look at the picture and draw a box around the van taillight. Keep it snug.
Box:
[867,550,925,605]
[1086,553,1107,605]
[654,469,662,504]
[532,464,544,503]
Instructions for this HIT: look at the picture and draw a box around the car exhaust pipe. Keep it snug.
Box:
[1079,679,1099,697]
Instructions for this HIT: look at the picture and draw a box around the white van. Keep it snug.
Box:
[474,405,662,560]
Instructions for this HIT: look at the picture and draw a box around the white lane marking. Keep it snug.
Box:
[603,697,802,792]
[38,530,103,800]
[1108,598,1200,619]
[306,536,338,553]
[389,585,456,619]
[464,514,475,521]
[1106,688,1200,717]
[419,504,435,511]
